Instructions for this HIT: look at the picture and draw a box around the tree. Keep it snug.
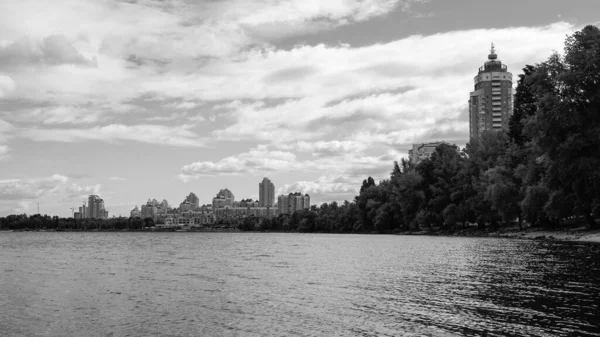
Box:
[526,25,600,228]
[509,65,537,146]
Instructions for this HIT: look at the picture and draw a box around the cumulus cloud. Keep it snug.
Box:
[179,146,297,180]
[0,144,9,161]
[0,174,100,201]
[19,123,206,147]
[0,35,96,68]
[0,74,15,97]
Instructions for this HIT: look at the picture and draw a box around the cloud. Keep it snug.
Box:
[19,124,206,147]
[0,35,96,68]
[0,174,99,201]
[0,75,15,97]
[146,111,187,122]
[237,0,416,40]
[0,144,9,161]
[179,146,297,180]
[0,119,14,160]
[108,176,126,181]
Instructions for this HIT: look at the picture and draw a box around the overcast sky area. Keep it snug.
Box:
[1,0,599,217]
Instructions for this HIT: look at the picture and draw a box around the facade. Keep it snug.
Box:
[211,188,279,222]
[179,193,199,212]
[469,44,513,139]
[164,209,215,227]
[78,204,87,219]
[213,206,278,222]
[212,189,235,209]
[259,177,275,207]
[141,203,157,219]
[277,192,310,215]
[277,195,289,215]
[86,195,108,219]
[130,205,141,218]
[408,141,449,165]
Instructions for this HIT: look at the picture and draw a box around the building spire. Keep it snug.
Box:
[488,42,498,60]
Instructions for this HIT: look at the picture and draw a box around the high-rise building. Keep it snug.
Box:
[85,195,108,219]
[469,43,513,139]
[141,202,157,219]
[277,195,288,215]
[259,177,275,207]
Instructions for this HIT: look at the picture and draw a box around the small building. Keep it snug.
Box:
[408,141,449,165]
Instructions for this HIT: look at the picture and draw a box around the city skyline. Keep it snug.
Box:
[1,0,599,217]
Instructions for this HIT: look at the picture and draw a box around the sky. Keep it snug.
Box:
[0,0,599,217]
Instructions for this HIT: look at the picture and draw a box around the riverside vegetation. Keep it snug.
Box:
[2,26,600,235]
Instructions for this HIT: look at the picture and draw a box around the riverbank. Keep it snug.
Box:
[401,224,600,244]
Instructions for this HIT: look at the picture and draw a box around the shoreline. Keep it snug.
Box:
[396,225,600,244]
[3,226,600,244]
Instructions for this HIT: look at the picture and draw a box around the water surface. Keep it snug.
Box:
[1,233,599,336]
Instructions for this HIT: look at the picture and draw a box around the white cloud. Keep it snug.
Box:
[108,176,126,181]
[146,111,188,122]
[0,174,99,201]
[179,146,297,180]
[0,74,15,97]
[0,144,9,161]
[19,123,206,147]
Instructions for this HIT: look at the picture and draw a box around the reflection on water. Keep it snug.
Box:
[1,233,599,336]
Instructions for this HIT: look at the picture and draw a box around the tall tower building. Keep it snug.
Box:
[259,177,275,207]
[469,44,513,139]
[88,195,100,218]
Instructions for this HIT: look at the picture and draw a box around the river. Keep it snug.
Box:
[1,232,599,336]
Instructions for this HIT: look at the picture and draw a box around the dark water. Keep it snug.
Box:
[1,233,599,337]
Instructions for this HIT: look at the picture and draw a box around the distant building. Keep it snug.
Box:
[141,201,157,219]
[469,43,513,139]
[277,192,310,214]
[78,203,87,219]
[213,206,278,222]
[164,208,215,227]
[210,189,278,222]
[259,177,275,207]
[212,189,235,209]
[277,195,289,215]
[130,205,141,218]
[408,141,449,165]
[179,193,199,212]
[86,195,108,219]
